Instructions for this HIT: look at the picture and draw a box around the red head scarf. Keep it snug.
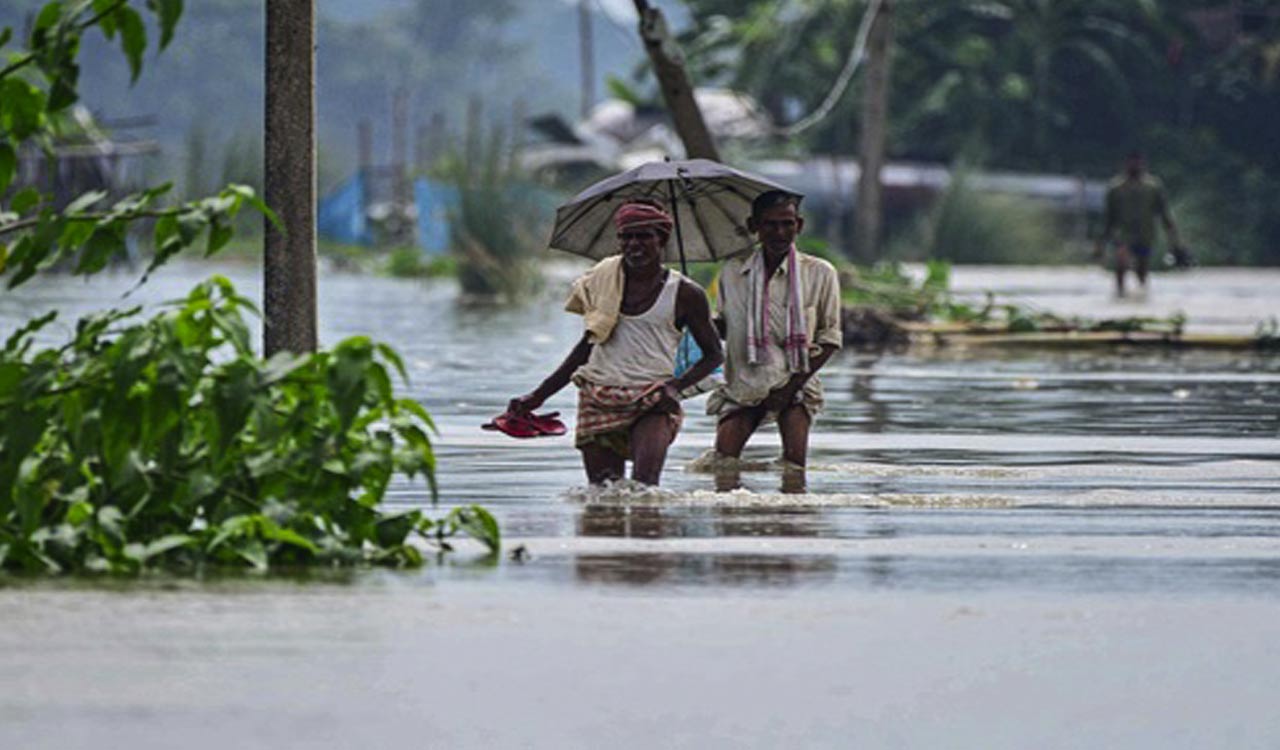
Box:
[614,202,673,238]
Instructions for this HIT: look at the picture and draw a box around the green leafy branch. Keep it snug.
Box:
[1,1,225,290]
[0,277,499,574]
[0,182,277,289]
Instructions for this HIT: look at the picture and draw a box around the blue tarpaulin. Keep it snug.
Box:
[414,178,459,256]
[317,173,371,246]
[318,173,457,254]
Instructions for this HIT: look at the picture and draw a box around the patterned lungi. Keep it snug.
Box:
[575,380,684,457]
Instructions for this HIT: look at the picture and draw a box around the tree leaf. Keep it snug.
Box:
[260,524,319,554]
[140,533,193,561]
[34,2,64,33]
[0,143,15,196]
[117,7,147,83]
[10,187,41,215]
[205,219,232,256]
[0,79,47,140]
[235,538,268,570]
[145,0,183,49]
[75,227,125,275]
[94,0,118,38]
[260,351,311,386]
[65,189,107,214]
[227,184,282,232]
[450,505,500,553]
[3,310,56,353]
[46,61,79,112]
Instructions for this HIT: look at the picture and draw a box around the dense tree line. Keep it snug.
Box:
[678,0,1280,264]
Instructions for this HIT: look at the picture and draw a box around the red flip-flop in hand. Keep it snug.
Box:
[527,411,567,436]
[482,410,566,438]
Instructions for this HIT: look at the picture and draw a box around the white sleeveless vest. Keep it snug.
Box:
[573,271,683,387]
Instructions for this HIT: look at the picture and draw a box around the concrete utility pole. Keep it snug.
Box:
[465,96,483,164]
[358,120,373,177]
[579,0,596,120]
[511,98,528,171]
[631,0,719,161]
[853,0,893,263]
[264,0,317,355]
[391,88,409,207]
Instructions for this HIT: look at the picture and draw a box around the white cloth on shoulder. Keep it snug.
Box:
[746,244,809,373]
[564,255,624,344]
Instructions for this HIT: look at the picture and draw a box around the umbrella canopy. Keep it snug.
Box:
[548,159,801,265]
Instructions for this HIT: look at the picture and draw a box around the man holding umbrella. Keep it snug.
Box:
[507,201,723,486]
[709,190,843,473]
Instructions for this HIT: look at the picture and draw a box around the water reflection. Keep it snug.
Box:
[849,354,891,434]
[6,264,1280,596]
[575,504,833,540]
[711,464,809,494]
[573,552,839,587]
[577,505,676,539]
[833,349,1280,438]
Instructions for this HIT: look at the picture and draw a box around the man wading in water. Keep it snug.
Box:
[1094,150,1185,297]
[708,191,843,488]
[508,201,722,486]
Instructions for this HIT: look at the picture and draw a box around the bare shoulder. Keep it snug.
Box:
[677,275,710,303]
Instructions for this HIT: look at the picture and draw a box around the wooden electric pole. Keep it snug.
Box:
[358,119,373,177]
[264,0,318,354]
[391,87,409,209]
[631,0,719,161]
[853,0,892,263]
[579,0,596,120]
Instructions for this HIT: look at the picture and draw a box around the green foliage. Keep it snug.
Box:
[888,167,1064,264]
[434,126,549,299]
[679,1,1280,264]
[3,182,272,288]
[0,1,502,574]
[0,277,500,573]
[1152,127,1280,266]
[1,1,276,287]
[839,257,1186,336]
[842,260,957,320]
[385,246,455,279]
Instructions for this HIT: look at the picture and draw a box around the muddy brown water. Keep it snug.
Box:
[2,262,1278,749]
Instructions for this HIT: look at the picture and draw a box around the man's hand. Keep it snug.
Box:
[653,379,683,414]
[508,393,544,415]
[761,381,801,413]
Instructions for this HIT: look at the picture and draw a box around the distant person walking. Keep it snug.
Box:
[1094,151,1185,297]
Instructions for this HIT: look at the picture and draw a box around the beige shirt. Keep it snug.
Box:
[708,249,842,416]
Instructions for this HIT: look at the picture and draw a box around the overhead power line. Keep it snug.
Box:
[774,0,884,137]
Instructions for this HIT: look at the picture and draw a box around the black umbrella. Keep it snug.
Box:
[548,158,800,273]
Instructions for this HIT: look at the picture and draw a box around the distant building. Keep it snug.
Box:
[12,106,159,210]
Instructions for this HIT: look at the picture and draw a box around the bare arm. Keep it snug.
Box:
[670,279,724,393]
[761,343,838,412]
[1159,190,1181,247]
[509,333,593,414]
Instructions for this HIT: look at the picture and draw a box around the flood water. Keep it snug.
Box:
[2,262,1279,749]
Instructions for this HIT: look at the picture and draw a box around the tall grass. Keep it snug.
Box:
[433,126,550,300]
[888,166,1066,264]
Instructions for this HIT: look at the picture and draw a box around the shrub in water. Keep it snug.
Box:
[0,277,498,573]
